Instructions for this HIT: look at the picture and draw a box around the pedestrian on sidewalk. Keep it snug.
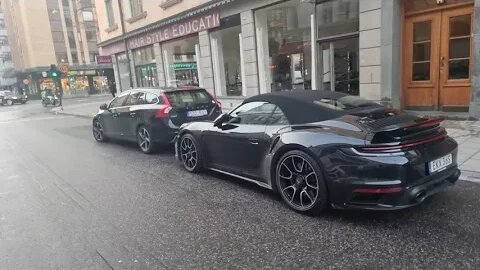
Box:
[109,81,117,97]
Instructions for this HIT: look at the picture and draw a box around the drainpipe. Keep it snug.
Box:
[117,0,133,88]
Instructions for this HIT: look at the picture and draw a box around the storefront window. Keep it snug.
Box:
[255,0,313,92]
[316,0,359,39]
[317,0,359,95]
[162,36,199,87]
[117,53,131,91]
[210,15,242,96]
[134,46,158,87]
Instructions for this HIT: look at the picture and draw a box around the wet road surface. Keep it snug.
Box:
[0,101,479,269]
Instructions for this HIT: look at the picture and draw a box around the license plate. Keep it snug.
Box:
[429,154,453,173]
[187,109,208,117]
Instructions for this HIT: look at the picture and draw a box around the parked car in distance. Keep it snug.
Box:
[176,90,460,215]
[0,90,28,106]
[92,87,222,154]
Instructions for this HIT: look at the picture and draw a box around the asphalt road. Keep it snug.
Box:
[0,100,479,270]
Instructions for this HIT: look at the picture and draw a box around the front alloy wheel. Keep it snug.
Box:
[180,134,202,172]
[276,150,327,215]
[92,120,107,142]
[6,99,13,106]
[137,126,155,154]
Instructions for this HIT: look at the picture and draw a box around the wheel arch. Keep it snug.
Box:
[269,143,330,196]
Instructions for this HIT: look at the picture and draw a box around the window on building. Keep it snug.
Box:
[105,0,115,27]
[68,34,76,50]
[82,10,94,22]
[162,35,199,87]
[52,31,65,42]
[0,37,9,45]
[317,0,359,95]
[117,53,131,90]
[85,30,97,42]
[255,0,313,92]
[56,53,68,64]
[90,53,98,63]
[71,52,78,63]
[210,15,242,97]
[128,0,143,17]
[133,46,157,87]
[48,9,61,21]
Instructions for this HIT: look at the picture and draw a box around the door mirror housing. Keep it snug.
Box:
[100,103,108,110]
[213,113,230,127]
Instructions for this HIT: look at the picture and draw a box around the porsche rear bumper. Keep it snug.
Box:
[331,168,460,210]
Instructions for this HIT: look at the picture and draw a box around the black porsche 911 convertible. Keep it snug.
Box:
[175,90,460,215]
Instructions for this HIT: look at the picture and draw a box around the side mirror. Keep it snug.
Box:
[100,103,108,110]
[213,113,230,127]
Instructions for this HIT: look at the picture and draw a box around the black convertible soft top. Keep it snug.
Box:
[243,90,380,124]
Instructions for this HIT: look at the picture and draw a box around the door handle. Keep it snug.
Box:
[248,139,260,145]
[130,112,136,118]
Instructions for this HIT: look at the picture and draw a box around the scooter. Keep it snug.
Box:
[42,94,59,107]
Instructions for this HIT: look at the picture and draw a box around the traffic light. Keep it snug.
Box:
[49,64,59,79]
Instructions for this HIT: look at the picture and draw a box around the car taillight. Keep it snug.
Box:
[355,133,446,154]
[155,106,172,118]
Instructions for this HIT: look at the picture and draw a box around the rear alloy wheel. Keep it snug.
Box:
[92,120,107,142]
[276,150,327,215]
[137,126,156,154]
[6,99,13,106]
[179,134,202,173]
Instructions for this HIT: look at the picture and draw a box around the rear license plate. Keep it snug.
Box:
[429,154,453,173]
[187,109,208,117]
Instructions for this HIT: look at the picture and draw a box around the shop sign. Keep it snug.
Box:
[127,11,220,50]
[100,42,126,56]
[169,63,198,70]
[96,55,113,64]
[42,71,48,78]
[59,64,69,73]
[84,70,97,75]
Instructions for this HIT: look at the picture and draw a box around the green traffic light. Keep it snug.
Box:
[52,72,58,77]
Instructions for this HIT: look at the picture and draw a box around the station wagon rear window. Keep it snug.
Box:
[165,90,212,107]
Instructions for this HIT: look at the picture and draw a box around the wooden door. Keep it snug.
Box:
[403,4,473,111]
[439,6,473,111]
[404,13,442,110]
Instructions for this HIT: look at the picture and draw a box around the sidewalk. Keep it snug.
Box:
[51,95,112,119]
[443,120,480,182]
[52,102,480,182]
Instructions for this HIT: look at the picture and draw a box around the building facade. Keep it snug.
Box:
[96,0,480,119]
[0,1,16,89]
[2,0,114,96]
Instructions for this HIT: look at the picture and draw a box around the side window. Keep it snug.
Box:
[267,106,289,125]
[125,92,146,106]
[109,94,128,108]
[229,102,276,125]
[146,93,161,104]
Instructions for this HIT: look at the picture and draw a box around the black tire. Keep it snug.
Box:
[92,120,108,142]
[137,125,156,154]
[275,150,328,215]
[6,99,13,106]
[179,133,203,173]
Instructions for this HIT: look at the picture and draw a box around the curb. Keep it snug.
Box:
[459,170,480,183]
[51,109,93,119]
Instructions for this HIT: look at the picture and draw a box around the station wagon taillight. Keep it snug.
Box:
[155,106,172,118]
